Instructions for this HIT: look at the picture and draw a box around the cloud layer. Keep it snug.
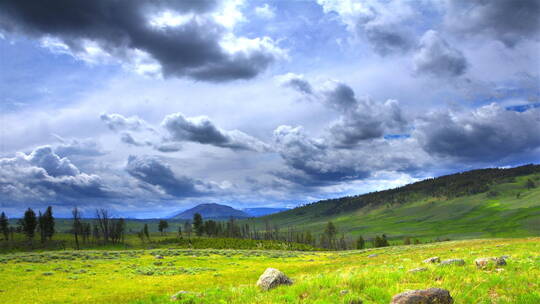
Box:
[0,0,283,81]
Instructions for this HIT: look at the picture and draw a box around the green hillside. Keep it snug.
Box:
[245,165,540,241]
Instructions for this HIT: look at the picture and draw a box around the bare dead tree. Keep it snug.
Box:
[95,208,110,243]
[72,207,82,250]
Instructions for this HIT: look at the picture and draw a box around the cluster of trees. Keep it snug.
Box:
[0,207,56,243]
[151,213,403,250]
[0,207,126,250]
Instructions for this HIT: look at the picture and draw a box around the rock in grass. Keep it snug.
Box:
[440,259,465,266]
[170,291,192,301]
[391,288,453,304]
[155,255,164,259]
[475,257,506,268]
[368,254,379,258]
[256,268,293,291]
[423,257,440,264]
[408,267,428,273]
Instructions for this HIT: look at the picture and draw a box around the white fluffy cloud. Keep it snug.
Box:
[0,146,111,204]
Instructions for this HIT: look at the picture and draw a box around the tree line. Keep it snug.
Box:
[0,207,55,243]
[2,208,451,251]
[144,213,425,250]
[0,207,126,250]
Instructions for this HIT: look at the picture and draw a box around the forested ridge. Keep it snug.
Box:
[269,164,540,218]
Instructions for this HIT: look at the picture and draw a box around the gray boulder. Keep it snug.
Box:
[256,268,293,291]
[423,257,440,264]
[408,267,428,273]
[475,257,506,268]
[391,288,453,304]
[440,259,465,266]
[170,291,193,301]
[368,254,379,258]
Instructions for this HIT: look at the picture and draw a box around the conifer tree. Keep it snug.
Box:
[193,213,203,236]
[158,220,168,235]
[356,235,365,249]
[43,206,55,240]
[20,208,37,240]
[0,212,9,241]
[143,223,150,240]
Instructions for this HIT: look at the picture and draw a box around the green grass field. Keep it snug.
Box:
[0,237,538,303]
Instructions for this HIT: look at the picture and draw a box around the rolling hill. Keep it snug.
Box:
[245,164,540,240]
[242,207,289,217]
[171,203,249,220]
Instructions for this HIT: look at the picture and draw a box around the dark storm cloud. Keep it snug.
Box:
[161,113,270,152]
[0,0,281,81]
[272,125,428,186]
[281,75,313,95]
[272,125,370,184]
[364,23,414,56]
[0,146,111,204]
[413,30,468,78]
[415,104,540,161]
[444,0,540,47]
[125,155,213,198]
[281,75,408,147]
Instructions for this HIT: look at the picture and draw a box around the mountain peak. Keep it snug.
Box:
[171,203,249,220]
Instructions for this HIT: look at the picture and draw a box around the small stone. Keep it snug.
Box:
[368,254,379,258]
[440,259,465,266]
[256,268,293,291]
[391,288,453,304]
[475,257,506,268]
[170,291,189,301]
[408,267,428,273]
[155,255,164,259]
[500,255,510,259]
[423,257,440,264]
[340,290,349,295]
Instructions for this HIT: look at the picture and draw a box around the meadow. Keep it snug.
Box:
[0,237,538,303]
[247,173,540,241]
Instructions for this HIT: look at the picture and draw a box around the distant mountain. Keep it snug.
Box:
[242,207,289,217]
[171,203,249,220]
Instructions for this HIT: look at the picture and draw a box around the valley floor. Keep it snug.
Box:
[0,238,538,303]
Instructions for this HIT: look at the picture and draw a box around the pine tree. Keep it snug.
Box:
[38,211,46,243]
[43,206,55,240]
[143,224,150,240]
[20,208,37,240]
[0,212,9,241]
[356,235,365,249]
[158,220,168,235]
[323,221,337,249]
[193,213,203,236]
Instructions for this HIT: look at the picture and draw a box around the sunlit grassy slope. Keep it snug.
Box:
[0,238,538,303]
[246,172,540,241]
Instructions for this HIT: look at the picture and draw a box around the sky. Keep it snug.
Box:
[0,0,539,218]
